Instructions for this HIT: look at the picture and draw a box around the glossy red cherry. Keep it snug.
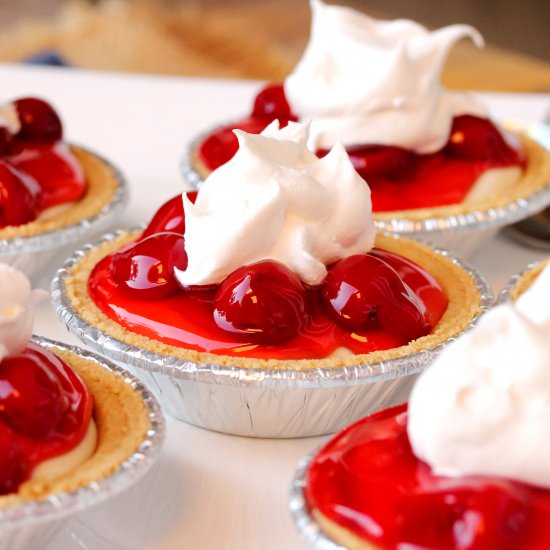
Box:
[213,260,308,344]
[110,232,187,299]
[0,424,29,495]
[0,160,39,227]
[308,404,537,549]
[343,144,417,180]
[445,115,519,163]
[321,254,429,343]
[0,126,13,156]
[199,118,270,171]
[0,353,69,439]
[141,191,197,240]
[252,84,296,121]
[13,98,63,143]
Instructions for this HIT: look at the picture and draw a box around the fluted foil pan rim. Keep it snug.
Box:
[0,336,165,531]
[289,452,343,550]
[181,121,550,235]
[51,228,493,389]
[496,259,545,305]
[0,144,128,256]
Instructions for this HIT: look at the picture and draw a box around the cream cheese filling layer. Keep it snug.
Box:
[31,420,98,481]
[463,166,522,205]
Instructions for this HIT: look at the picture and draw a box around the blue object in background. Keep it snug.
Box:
[22,50,70,67]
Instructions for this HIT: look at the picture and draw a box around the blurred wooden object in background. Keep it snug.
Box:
[0,0,548,92]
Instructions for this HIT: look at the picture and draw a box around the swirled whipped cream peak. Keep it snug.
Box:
[408,300,550,488]
[285,0,486,153]
[0,263,48,361]
[176,120,375,287]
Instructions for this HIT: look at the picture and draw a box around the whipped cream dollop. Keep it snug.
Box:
[408,297,550,488]
[0,264,48,361]
[176,121,375,287]
[285,0,486,153]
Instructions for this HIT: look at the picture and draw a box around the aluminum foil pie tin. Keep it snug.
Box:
[497,259,544,305]
[0,145,128,283]
[0,336,165,550]
[181,122,550,259]
[289,453,342,550]
[52,231,492,438]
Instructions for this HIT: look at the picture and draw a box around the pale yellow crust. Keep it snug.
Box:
[190,133,550,223]
[509,260,549,301]
[64,231,483,370]
[313,509,378,550]
[0,146,119,240]
[0,347,151,508]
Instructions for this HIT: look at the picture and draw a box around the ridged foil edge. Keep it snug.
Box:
[51,228,493,389]
[0,336,165,532]
[0,144,128,256]
[289,453,343,550]
[180,121,550,235]
[496,259,544,305]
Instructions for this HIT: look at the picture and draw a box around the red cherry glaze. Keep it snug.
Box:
[7,142,86,210]
[0,126,13,156]
[141,191,197,240]
[198,117,273,171]
[445,115,521,163]
[252,84,297,122]
[13,97,63,143]
[0,342,93,495]
[110,232,188,299]
[213,260,308,344]
[321,254,429,343]
[0,161,39,228]
[89,231,448,359]
[370,248,448,328]
[197,86,524,210]
[305,403,549,549]
[0,424,29,495]
[321,144,417,180]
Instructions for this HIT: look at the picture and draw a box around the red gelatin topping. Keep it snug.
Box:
[0,161,39,227]
[0,342,93,495]
[141,191,196,240]
[88,198,448,359]
[321,254,429,342]
[13,98,63,143]
[0,97,86,228]
[7,142,86,210]
[110,232,188,299]
[213,260,308,344]
[306,404,548,549]
[197,85,524,211]
[445,114,520,163]
[252,83,297,122]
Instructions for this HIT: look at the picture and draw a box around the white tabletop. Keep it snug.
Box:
[1,64,549,550]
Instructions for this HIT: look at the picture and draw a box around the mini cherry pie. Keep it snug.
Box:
[63,192,483,369]
[0,97,124,255]
[302,403,549,549]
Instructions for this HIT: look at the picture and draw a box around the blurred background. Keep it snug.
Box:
[0,0,548,91]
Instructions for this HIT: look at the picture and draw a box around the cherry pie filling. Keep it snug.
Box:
[0,342,93,495]
[306,403,550,549]
[197,84,524,212]
[88,193,448,360]
[0,98,86,228]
